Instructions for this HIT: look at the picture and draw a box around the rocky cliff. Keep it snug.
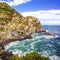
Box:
[0,2,42,42]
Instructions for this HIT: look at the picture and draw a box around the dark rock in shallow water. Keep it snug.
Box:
[0,43,5,50]
[2,35,32,45]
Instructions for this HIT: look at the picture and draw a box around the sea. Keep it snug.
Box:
[5,25,60,60]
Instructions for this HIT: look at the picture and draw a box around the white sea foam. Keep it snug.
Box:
[44,36,54,39]
[9,49,60,60]
[41,51,50,57]
[5,41,19,50]
[10,50,30,56]
[55,31,60,34]
[46,44,53,47]
[44,35,58,39]
[5,33,60,60]
[30,43,34,49]
[32,32,58,39]
[40,51,60,60]
[12,50,23,56]
[6,49,60,60]
[33,35,58,39]
[58,42,60,44]
[29,39,41,49]
[49,55,60,60]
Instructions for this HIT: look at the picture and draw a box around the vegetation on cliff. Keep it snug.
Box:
[0,52,50,60]
[0,2,22,17]
[0,2,42,42]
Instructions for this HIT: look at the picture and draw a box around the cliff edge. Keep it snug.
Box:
[0,2,42,42]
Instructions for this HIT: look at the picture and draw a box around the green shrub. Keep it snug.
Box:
[9,52,50,60]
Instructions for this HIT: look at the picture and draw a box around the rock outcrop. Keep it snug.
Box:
[0,2,42,42]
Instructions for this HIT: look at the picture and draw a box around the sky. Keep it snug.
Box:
[0,0,60,25]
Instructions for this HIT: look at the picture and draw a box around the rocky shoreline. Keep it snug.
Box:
[0,34,33,60]
[0,31,55,60]
[0,31,55,50]
[0,35,32,48]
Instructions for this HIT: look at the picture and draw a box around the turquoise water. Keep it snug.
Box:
[5,25,60,60]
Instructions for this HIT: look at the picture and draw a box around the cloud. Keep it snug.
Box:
[22,10,60,25]
[0,0,31,6]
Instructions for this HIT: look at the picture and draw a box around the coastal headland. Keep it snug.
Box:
[0,2,56,50]
[0,2,54,60]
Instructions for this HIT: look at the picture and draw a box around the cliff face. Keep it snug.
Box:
[0,2,42,41]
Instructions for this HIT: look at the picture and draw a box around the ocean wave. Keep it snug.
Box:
[44,35,58,39]
[49,55,60,60]
[55,31,60,34]
[9,49,31,56]
[6,49,60,60]
[32,33,58,39]
[5,33,60,60]
[5,41,19,50]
